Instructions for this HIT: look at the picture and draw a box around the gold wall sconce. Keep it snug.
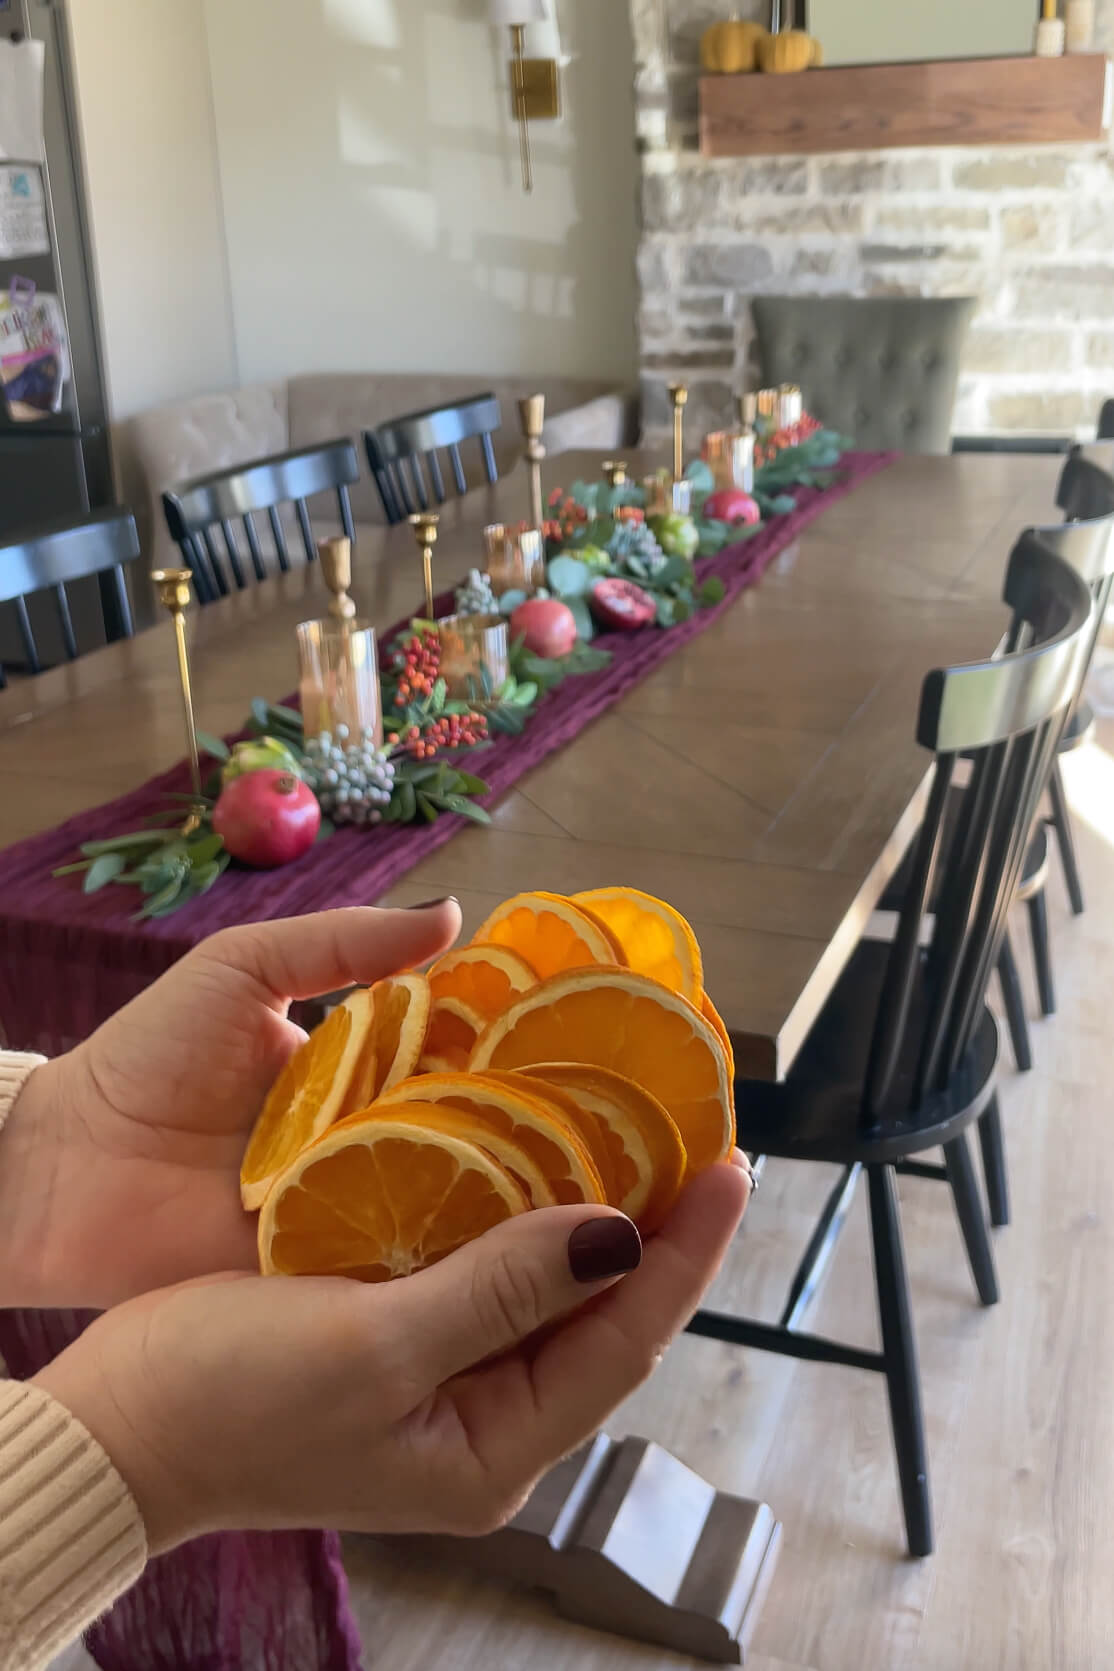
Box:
[490,0,563,193]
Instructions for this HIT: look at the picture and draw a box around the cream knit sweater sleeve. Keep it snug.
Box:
[0,1054,147,1671]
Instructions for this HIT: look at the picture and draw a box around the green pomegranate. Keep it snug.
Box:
[221,735,304,786]
[576,544,612,572]
[647,512,699,560]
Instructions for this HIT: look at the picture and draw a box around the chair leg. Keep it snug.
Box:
[977,1093,1010,1230]
[867,1165,933,1558]
[1048,763,1085,916]
[996,930,1033,1073]
[943,1134,1000,1306]
[1027,890,1056,1018]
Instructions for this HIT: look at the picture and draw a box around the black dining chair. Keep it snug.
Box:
[364,392,502,524]
[162,439,360,606]
[688,538,1093,1559]
[1046,448,1114,916]
[0,506,138,689]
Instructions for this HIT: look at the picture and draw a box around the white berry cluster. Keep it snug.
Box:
[302,726,396,825]
[454,568,498,616]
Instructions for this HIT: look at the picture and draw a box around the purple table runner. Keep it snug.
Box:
[0,451,892,1671]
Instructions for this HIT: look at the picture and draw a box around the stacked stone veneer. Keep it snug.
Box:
[631,0,1114,442]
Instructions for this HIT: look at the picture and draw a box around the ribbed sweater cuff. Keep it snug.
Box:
[0,1377,147,1669]
[0,1054,45,1140]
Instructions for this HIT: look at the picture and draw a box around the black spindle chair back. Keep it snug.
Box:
[364,393,502,524]
[0,507,139,690]
[862,537,1092,1131]
[1055,451,1114,651]
[162,439,360,605]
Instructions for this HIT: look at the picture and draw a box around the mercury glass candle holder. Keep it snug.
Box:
[483,523,546,597]
[297,619,382,746]
[703,428,756,494]
[437,612,509,700]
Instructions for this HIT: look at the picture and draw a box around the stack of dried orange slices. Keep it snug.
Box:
[242,889,736,1284]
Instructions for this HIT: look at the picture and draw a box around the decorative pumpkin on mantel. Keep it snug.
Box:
[756,26,822,72]
[700,17,768,73]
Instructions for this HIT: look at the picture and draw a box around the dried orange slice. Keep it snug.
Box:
[519,1063,686,1234]
[339,973,431,1116]
[472,892,625,980]
[366,1101,557,1208]
[428,943,539,1021]
[259,1117,527,1281]
[471,970,734,1176]
[573,888,703,1005]
[701,992,735,1080]
[240,992,374,1211]
[374,1071,606,1207]
[478,1069,621,1207]
[420,997,485,1074]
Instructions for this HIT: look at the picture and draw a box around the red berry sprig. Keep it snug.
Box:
[402,711,488,760]
[393,630,441,706]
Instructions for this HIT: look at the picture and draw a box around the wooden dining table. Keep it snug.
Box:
[0,449,1064,1081]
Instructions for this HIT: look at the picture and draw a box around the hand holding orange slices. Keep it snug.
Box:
[241,889,738,1283]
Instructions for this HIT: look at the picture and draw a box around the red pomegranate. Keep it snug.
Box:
[591,578,656,632]
[510,597,579,659]
[213,769,321,868]
[703,488,761,525]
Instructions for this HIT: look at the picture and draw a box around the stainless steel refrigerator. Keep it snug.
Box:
[1,0,114,661]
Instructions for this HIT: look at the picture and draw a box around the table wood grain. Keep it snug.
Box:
[0,451,1064,1079]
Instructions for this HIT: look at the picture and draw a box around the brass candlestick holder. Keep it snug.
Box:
[737,391,758,429]
[408,512,440,620]
[602,460,629,488]
[317,536,357,620]
[151,567,204,819]
[517,393,547,529]
[668,382,688,482]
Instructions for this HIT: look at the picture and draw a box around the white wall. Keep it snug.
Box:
[808,0,1034,65]
[203,0,639,386]
[67,0,238,421]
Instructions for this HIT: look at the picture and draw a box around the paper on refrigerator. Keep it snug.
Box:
[0,37,46,163]
[0,164,49,259]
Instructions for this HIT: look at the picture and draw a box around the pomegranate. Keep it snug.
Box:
[213,769,321,868]
[591,577,656,632]
[703,488,761,525]
[510,597,579,659]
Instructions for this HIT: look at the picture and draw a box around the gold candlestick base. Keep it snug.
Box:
[408,513,441,620]
[602,460,629,488]
[151,567,205,823]
[318,536,357,620]
[517,393,547,529]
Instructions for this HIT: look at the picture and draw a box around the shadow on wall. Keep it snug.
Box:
[205,0,639,383]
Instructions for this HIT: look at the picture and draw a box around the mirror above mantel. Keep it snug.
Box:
[801,0,1036,67]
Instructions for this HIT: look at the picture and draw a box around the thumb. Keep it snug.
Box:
[382,1206,643,1389]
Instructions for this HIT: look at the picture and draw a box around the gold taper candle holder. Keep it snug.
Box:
[317,536,357,620]
[151,568,203,807]
[517,393,547,529]
[408,512,440,620]
[602,460,629,488]
[483,523,546,597]
[667,383,688,482]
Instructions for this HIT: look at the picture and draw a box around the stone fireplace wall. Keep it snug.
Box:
[631,0,1114,442]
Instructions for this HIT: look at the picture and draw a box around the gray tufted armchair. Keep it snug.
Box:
[751,295,977,454]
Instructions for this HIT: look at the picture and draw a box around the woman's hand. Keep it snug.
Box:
[34,1162,750,1554]
[0,903,461,1308]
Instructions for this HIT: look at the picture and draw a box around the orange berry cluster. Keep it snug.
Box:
[754,412,823,470]
[401,711,489,760]
[394,630,441,705]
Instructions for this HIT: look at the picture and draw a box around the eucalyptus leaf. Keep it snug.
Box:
[655,595,676,629]
[449,771,490,796]
[186,833,224,869]
[488,705,528,735]
[430,676,447,715]
[438,793,492,824]
[315,818,335,843]
[132,876,188,921]
[80,833,167,857]
[416,792,439,824]
[499,588,528,616]
[196,729,231,762]
[53,859,93,877]
[512,680,539,707]
[398,780,417,823]
[547,555,594,599]
[565,596,595,643]
[685,460,716,494]
[699,575,727,607]
[187,860,222,895]
[83,852,128,893]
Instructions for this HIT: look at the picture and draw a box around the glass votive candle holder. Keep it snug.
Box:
[437,612,509,700]
[670,479,694,515]
[703,428,756,494]
[483,523,546,597]
[297,619,382,746]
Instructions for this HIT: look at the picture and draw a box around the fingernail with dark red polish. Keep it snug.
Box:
[568,1217,643,1284]
[406,896,458,910]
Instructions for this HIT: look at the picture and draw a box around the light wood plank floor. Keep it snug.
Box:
[55,721,1114,1671]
